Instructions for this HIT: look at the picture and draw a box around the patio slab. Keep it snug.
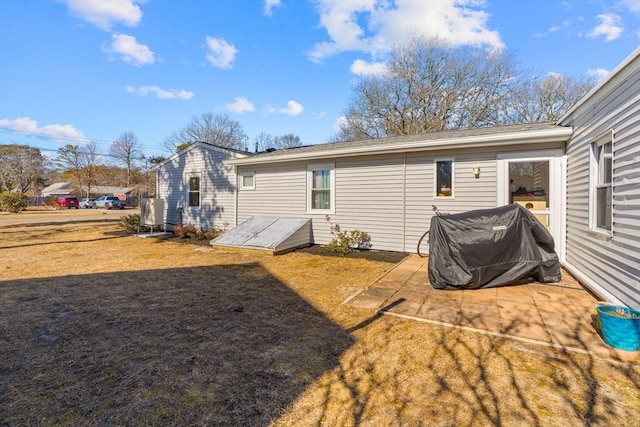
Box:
[347,254,639,362]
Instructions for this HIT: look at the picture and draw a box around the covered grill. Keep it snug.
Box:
[428,204,561,290]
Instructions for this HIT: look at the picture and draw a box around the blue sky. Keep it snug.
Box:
[1,0,638,159]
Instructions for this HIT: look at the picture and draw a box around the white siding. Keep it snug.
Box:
[561,52,640,309]
[156,145,237,230]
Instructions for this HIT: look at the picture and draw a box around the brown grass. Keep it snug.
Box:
[1,211,638,426]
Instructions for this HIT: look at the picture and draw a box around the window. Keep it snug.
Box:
[435,159,453,197]
[592,138,612,231]
[307,164,335,213]
[188,176,200,207]
[239,172,255,190]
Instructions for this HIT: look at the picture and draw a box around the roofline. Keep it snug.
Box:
[228,126,573,165]
[154,141,250,169]
[558,46,640,124]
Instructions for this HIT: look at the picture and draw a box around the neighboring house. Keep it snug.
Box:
[557,47,640,309]
[155,48,639,309]
[155,142,249,229]
[40,182,80,197]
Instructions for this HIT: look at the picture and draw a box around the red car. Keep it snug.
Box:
[53,196,80,209]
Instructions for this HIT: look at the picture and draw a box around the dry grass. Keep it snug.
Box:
[0,211,638,426]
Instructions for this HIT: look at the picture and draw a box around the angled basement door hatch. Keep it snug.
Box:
[210,216,312,255]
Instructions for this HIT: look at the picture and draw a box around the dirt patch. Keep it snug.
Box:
[0,212,638,426]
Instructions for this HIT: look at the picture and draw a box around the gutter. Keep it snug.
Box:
[228,127,573,166]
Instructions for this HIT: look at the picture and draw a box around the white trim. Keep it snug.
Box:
[153,141,250,170]
[497,149,563,252]
[558,47,640,124]
[433,158,454,198]
[228,127,573,166]
[186,172,201,209]
[562,260,624,305]
[306,163,335,214]
[239,171,255,190]
[588,129,614,236]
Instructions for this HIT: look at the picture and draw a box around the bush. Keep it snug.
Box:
[0,192,28,213]
[119,214,150,234]
[174,223,226,240]
[325,215,372,254]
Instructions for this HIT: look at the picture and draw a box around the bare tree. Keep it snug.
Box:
[56,142,102,196]
[254,132,303,152]
[0,144,48,193]
[163,112,247,153]
[332,36,593,142]
[110,131,143,186]
[275,134,302,148]
[500,73,595,123]
[334,36,517,141]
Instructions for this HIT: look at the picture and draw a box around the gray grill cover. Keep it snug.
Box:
[428,204,561,289]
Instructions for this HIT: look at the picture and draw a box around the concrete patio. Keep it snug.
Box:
[347,254,639,362]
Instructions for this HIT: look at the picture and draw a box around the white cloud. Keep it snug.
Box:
[279,100,304,116]
[64,0,143,31]
[587,13,623,41]
[588,68,610,80]
[350,59,388,76]
[0,117,87,142]
[332,115,347,133]
[534,19,572,37]
[264,0,282,17]
[617,0,640,13]
[265,100,304,116]
[205,36,238,69]
[225,97,255,112]
[125,85,193,100]
[104,33,155,66]
[308,0,504,62]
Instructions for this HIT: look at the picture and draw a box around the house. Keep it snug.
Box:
[557,47,640,309]
[40,182,80,197]
[155,47,639,309]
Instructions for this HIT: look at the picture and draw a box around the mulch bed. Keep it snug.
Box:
[295,245,409,263]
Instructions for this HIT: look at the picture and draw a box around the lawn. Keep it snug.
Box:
[0,212,638,425]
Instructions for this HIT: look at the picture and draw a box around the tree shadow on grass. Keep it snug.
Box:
[273,302,640,425]
[0,264,354,425]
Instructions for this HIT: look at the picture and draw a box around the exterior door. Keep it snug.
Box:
[497,150,564,255]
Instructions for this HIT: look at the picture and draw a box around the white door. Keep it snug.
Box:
[497,150,564,255]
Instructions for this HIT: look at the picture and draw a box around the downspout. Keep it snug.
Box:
[233,164,238,228]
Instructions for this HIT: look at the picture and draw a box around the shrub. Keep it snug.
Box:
[0,192,28,213]
[325,215,372,254]
[174,223,227,240]
[119,214,150,234]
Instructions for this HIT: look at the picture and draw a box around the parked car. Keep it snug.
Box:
[53,196,79,209]
[95,195,126,209]
[80,197,96,208]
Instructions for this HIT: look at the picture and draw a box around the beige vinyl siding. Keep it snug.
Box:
[237,162,307,223]
[333,155,406,251]
[156,145,237,230]
[562,53,640,309]
[404,150,497,253]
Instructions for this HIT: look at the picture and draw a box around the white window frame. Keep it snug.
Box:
[589,130,614,235]
[239,171,255,190]
[434,158,454,198]
[306,163,335,214]
[187,173,201,208]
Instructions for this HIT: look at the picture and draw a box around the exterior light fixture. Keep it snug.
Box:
[472,167,481,178]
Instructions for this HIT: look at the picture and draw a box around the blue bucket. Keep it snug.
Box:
[596,305,640,351]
